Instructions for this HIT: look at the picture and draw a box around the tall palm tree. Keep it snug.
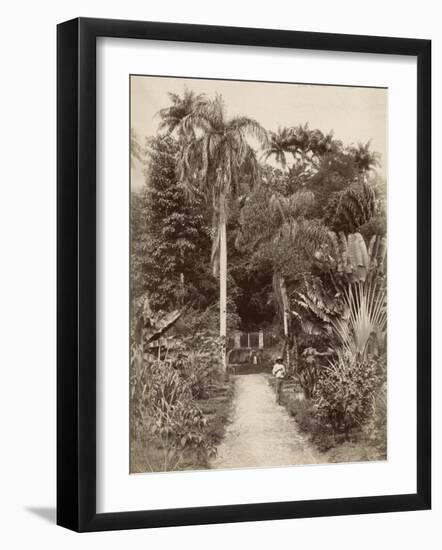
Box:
[157,88,207,138]
[262,126,296,168]
[350,141,380,179]
[263,125,339,173]
[177,95,268,369]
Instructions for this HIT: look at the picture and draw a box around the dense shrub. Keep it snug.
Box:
[130,345,217,471]
[169,334,224,399]
[295,346,333,399]
[314,352,380,436]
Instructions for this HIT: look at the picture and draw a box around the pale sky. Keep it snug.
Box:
[130,75,387,191]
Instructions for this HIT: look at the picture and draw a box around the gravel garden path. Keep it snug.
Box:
[212,373,319,470]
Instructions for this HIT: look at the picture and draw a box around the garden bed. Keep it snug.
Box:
[269,376,386,462]
[130,376,234,473]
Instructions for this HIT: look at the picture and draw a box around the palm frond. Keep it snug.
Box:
[229,116,269,147]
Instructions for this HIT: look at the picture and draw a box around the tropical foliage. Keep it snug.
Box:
[131,348,216,471]
[131,135,216,312]
[262,124,338,171]
[130,85,387,466]
[324,181,378,233]
[314,352,382,436]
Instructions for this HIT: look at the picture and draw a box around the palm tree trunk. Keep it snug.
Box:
[219,194,227,371]
[279,275,291,371]
[179,272,185,306]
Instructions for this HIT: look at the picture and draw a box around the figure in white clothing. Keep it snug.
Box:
[272,357,286,405]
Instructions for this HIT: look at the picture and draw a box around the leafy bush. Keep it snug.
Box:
[314,352,380,436]
[130,345,216,471]
[295,347,332,399]
[166,333,224,399]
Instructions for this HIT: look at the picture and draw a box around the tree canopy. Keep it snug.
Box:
[131,89,386,341]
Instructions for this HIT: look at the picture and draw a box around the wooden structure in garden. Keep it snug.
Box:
[148,330,276,352]
[227,331,276,350]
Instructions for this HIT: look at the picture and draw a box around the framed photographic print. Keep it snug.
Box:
[57,17,431,532]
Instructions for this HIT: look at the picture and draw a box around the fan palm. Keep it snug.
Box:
[176,94,268,369]
[294,232,387,358]
[331,279,387,358]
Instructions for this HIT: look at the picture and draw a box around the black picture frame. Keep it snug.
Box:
[57,17,431,532]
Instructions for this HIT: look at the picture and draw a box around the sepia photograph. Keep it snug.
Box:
[129,75,387,474]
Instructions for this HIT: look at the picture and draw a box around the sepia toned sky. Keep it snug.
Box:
[130,75,387,191]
